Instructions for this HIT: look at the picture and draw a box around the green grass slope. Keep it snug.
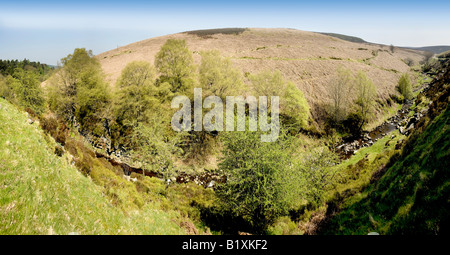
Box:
[323,105,449,235]
[0,98,184,235]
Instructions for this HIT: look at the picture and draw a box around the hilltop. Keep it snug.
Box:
[407,45,450,54]
[96,28,427,125]
[317,32,366,43]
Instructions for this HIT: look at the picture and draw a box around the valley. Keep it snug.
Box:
[1,27,449,236]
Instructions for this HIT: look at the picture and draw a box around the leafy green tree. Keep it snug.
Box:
[47,48,110,134]
[199,50,243,98]
[155,39,196,94]
[112,61,164,147]
[217,130,299,233]
[12,68,45,114]
[117,60,156,89]
[250,70,310,130]
[283,82,310,130]
[329,66,354,123]
[354,71,377,131]
[250,70,286,98]
[114,61,159,126]
[397,73,413,100]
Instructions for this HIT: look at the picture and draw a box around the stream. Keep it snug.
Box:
[92,87,428,186]
[335,99,423,159]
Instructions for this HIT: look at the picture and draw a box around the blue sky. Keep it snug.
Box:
[1,0,449,65]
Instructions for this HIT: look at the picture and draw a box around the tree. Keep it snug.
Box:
[155,39,196,94]
[217,130,299,233]
[112,61,162,147]
[114,61,159,125]
[199,50,243,99]
[283,82,310,130]
[13,69,45,114]
[116,61,156,89]
[47,48,110,134]
[329,66,354,123]
[250,70,310,130]
[354,71,377,131]
[397,73,413,100]
[250,70,286,98]
[390,44,395,53]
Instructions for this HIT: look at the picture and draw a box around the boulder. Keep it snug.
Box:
[207,181,216,188]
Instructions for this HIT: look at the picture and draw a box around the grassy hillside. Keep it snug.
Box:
[0,98,185,234]
[320,83,450,235]
[95,28,426,126]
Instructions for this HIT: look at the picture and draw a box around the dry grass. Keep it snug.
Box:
[96,28,426,123]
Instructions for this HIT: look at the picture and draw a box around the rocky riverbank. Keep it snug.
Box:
[335,90,430,159]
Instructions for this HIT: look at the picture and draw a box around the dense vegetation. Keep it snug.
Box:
[0,59,52,115]
[0,59,53,77]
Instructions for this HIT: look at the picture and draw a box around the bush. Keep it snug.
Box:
[268,216,302,235]
[397,73,413,100]
[390,93,404,104]
[40,115,68,146]
[403,58,414,66]
[422,58,440,73]
[54,145,64,157]
[216,131,299,233]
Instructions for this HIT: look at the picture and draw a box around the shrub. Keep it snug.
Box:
[397,73,413,100]
[216,130,299,233]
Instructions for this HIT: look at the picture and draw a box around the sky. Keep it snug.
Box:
[1,0,449,65]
